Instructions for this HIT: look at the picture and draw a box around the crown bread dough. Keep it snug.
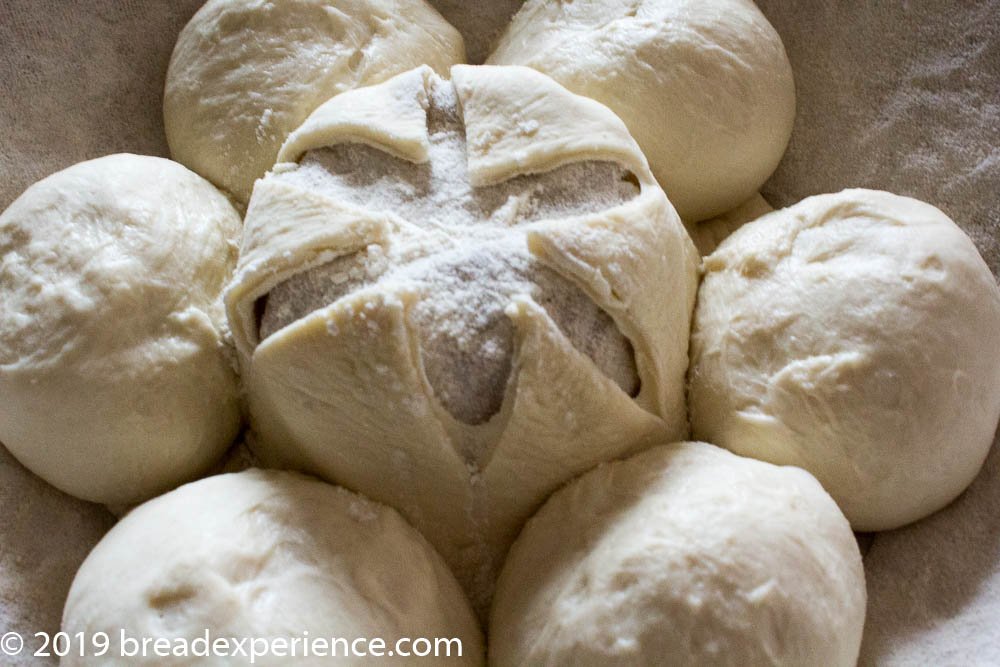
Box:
[226,64,699,610]
[163,0,466,203]
[487,0,796,224]
[689,189,1000,531]
[61,469,484,666]
[489,441,866,666]
[0,154,242,506]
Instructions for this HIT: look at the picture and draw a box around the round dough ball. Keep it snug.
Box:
[61,469,484,666]
[225,65,698,608]
[164,0,466,203]
[0,154,242,505]
[489,441,866,666]
[689,189,1000,531]
[487,0,795,222]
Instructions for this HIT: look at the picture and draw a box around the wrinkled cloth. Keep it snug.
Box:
[1,2,998,665]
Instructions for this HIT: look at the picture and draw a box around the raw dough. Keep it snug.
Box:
[163,0,466,202]
[690,193,774,257]
[61,469,484,666]
[689,188,1000,531]
[489,441,866,666]
[487,0,796,223]
[225,65,699,611]
[0,154,242,505]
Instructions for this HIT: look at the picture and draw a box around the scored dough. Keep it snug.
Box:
[487,0,796,223]
[259,85,642,424]
[164,0,466,202]
[61,470,484,666]
[689,189,1000,531]
[226,65,699,611]
[489,441,866,666]
[0,154,242,505]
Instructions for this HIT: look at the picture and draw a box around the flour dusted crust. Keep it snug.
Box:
[487,0,796,223]
[61,470,483,666]
[489,441,866,666]
[689,189,1000,531]
[226,65,699,608]
[0,154,241,505]
[163,0,465,203]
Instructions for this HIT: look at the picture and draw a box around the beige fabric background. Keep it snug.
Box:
[1,1,997,664]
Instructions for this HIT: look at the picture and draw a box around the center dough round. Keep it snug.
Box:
[226,64,699,609]
[259,79,641,424]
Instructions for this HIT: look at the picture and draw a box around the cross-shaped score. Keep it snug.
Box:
[225,64,699,614]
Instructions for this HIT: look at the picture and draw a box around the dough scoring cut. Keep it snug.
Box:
[226,64,699,611]
[487,0,796,223]
[0,154,242,505]
[689,188,1000,531]
[164,0,466,202]
[61,470,484,666]
[489,441,866,666]
[258,84,642,424]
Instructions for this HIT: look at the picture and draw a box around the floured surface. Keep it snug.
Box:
[1,1,999,662]
[0,1,204,211]
[427,0,524,65]
[757,1,1000,276]
[0,447,115,665]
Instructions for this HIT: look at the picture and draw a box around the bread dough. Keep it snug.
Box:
[489,441,866,666]
[61,469,483,666]
[689,189,1000,531]
[164,0,466,203]
[225,65,699,610]
[690,193,774,256]
[0,154,242,505]
[487,0,796,223]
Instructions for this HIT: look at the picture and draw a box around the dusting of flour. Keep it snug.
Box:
[260,76,640,426]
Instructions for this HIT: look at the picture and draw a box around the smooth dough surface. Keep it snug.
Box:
[689,188,1000,531]
[226,65,699,611]
[61,469,484,666]
[487,0,795,222]
[690,192,774,256]
[489,441,866,666]
[0,153,242,505]
[164,0,466,202]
